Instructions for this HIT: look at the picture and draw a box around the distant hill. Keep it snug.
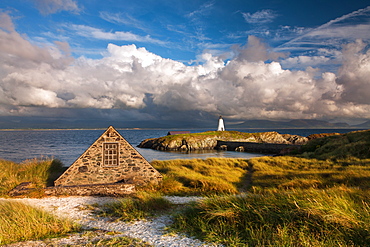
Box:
[353,120,370,128]
[230,119,350,129]
[0,115,367,130]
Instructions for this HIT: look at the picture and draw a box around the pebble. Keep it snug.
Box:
[4,196,220,247]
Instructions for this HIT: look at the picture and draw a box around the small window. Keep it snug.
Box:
[103,143,119,166]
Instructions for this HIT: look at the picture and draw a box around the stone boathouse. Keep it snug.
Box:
[54,126,162,188]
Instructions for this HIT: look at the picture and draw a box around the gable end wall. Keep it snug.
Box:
[54,126,162,186]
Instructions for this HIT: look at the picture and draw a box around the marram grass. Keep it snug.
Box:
[0,158,65,197]
[150,156,370,196]
[90,236,152,246]
[246,156,370,190]
[151,158,249,195]
[97,191,173,221]
[0,200,79,245]
[171,186,370,246]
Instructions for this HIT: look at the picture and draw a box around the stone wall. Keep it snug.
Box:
[8,182,136,197]
[44,183,135,197]
[54,126,162,187]
[216,140,301,154]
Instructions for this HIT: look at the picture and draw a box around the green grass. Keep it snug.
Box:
[0,158,65,197]
[300,129,370,159]
[86,235,152,246]
[171,187,370,246]
[150,156,370,195]
[163,130,256,140]
[0,200,79,245]
[246,156,370,191]
[97,192,173,221]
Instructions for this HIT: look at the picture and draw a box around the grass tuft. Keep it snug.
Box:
[151,158,249,195]
[98,192,173,221]
[0,200,79,245]
[149,156,370,195]
[171,187,370,246]
[0,158,65,197]
[246,156,370,190]
[300,129,370,159]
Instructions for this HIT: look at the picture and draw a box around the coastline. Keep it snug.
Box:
[0,127,367,131]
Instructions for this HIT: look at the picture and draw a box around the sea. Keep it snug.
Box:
[0,128,366,166]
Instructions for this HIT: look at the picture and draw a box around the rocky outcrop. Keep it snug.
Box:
[138,131,309,153]
[139,136,220,151]
[281,134,309,145]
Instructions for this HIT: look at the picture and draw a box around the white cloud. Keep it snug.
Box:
[278,6,370,53]
[1,12,370,122]
[281,56,330,69]
[32,0,80,15]
[0,12,15,32]
[242,9,277,24]
[99,12,148,32]
[69,24,167,45]
[187,1,214,18]
[337,39,370,105]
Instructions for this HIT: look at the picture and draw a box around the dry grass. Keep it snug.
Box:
[97,191,173,221]
[151,158,249,195]
[171,186,370,246]
[150,156,370,195]
[0,200,79,245]
[247,156,370,191]
[300,129,370,159]
[0,158,65,197]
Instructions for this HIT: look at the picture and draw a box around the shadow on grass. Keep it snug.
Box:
[46,159,67,187]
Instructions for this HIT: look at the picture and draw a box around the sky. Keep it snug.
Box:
[0,0,370,128]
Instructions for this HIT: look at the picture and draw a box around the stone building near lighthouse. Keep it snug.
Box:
[54,126,162,187]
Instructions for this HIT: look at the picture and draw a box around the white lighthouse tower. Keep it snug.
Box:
[217,116,225,131]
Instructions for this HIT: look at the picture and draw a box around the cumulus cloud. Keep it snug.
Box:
[0,12,15,32]
[33,0,80,15]
[337,39,370,105]
[234,36,286,62]
[1,12,370,122]
[280,55,330,69]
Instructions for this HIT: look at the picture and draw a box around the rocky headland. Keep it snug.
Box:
[138,131,337,154]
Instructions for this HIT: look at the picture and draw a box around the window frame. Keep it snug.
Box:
[102,142,119,167]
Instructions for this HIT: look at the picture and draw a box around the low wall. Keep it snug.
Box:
[44,183,136,197]
[216,141,300,154]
